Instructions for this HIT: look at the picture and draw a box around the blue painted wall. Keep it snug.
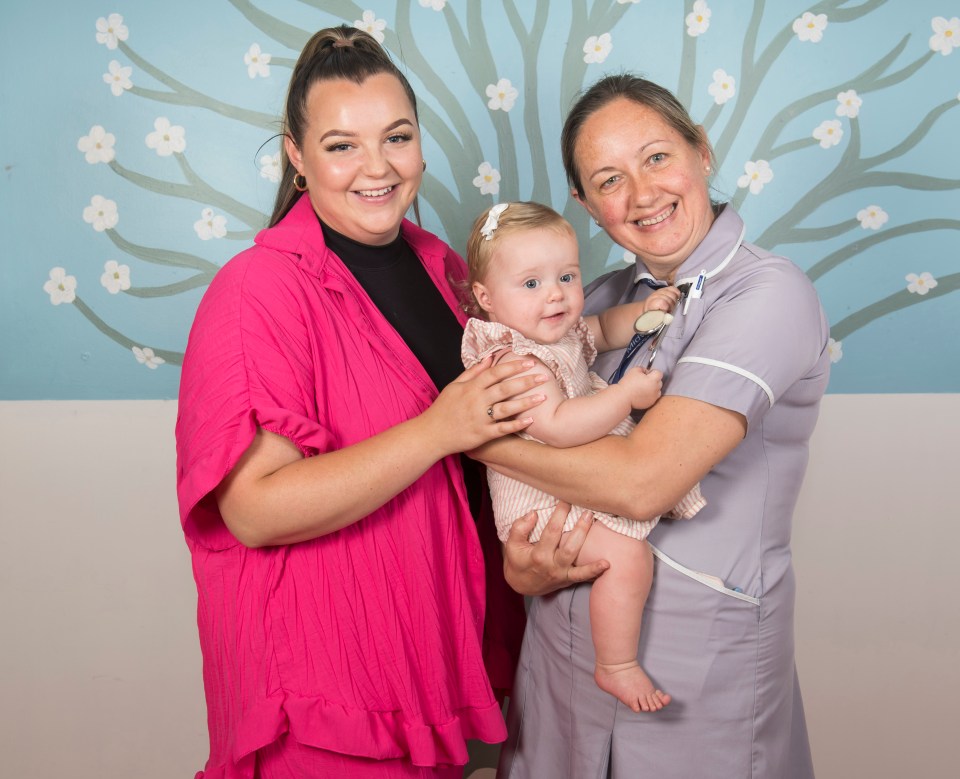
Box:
[2,0,958,398]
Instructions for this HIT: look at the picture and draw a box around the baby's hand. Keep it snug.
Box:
[644,286,681,314]
[617,366,663,410]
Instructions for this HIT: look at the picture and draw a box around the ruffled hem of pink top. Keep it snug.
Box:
[193,693,507,778]
[461,317,597,372]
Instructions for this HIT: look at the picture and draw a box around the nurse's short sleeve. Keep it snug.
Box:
[175,250,336,548]
[666,256,826,428]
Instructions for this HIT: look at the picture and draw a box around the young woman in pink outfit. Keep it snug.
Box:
[175,26,546,779]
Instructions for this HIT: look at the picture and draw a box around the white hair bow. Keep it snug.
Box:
[480,203,509,241]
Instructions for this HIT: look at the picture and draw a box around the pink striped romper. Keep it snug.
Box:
[461,317,705,544]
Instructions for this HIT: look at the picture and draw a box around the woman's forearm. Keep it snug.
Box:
[479,434,665,520]
[477,396,746,521]
[217,414,460,548]
[217,359,549,547]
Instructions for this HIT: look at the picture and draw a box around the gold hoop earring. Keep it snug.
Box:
[422,160,427,172]
[293,173,308,192]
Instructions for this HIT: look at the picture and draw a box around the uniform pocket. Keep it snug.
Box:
[650,544,760,605]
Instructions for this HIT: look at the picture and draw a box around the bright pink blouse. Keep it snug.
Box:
[176,195,507,778]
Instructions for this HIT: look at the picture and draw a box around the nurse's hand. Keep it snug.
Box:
[502,502,609,597]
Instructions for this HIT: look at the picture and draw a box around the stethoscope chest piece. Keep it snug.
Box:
[637,281,694,369]
[633,309,674,337]
[611,282,692,382]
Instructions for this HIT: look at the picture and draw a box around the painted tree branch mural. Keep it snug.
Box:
[49,1,958,389]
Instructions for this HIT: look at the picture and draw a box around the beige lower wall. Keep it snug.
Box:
[793,394,959,778]
[1,396,956,777]
[0,401,206,777]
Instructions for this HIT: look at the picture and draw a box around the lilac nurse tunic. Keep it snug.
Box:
[498,205,830,778]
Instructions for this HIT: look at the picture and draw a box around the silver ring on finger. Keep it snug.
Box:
[486,405,495,419]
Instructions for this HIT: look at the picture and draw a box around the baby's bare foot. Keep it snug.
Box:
[595,661,672,713]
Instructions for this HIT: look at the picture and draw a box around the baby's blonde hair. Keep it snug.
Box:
[465,201,575,317]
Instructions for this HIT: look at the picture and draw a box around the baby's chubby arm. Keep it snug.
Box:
[585,286,680,353]
[501,352,663,449]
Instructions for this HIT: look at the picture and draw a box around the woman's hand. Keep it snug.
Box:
[502,502,609,597]
[422,356,547,457]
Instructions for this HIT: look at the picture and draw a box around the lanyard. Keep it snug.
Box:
[608,281,692,384]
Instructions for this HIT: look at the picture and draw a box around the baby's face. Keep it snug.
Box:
[474,226,584,345]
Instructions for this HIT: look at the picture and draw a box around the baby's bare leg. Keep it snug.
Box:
[577,522,670,713]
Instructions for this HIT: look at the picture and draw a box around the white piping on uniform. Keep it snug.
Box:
[650,544,760,605]
[634,225,747,287]
[673,223,747,288]
[676,356,775,407]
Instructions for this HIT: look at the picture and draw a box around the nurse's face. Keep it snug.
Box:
[285,72,423,246]
[572,98,714,281]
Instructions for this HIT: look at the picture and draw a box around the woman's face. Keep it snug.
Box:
[285,72,422,246]
[572,98,714,279]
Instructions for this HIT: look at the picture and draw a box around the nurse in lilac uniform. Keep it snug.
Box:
[479,75,830,778]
